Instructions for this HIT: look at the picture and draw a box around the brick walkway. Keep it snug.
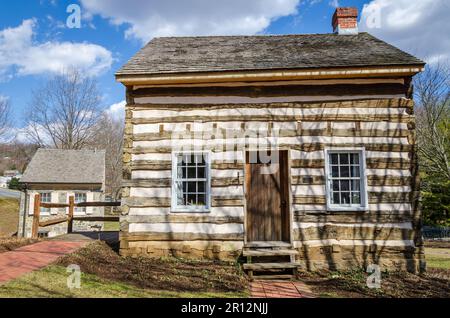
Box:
[250,281,315,298]
[0,240,87,284]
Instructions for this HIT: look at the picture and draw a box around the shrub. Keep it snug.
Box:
[7,177,21,190]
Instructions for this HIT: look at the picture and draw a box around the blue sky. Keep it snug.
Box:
[0,0,449,131]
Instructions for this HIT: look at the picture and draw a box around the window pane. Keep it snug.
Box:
[187,154,196,166]
[340,165,350,177]
[350,153,359,164]
[351,165,360,178]
[331,166,339,177]
[340,180,350,191]
[198,181,206,193]
[188,167,196,178]
[351,180,360,192]
[330,154,339,165]
[332,180,340,191]
[341,192,350,204]
[40,193,50,213]
[340,154,349,164]
[75,193,87,213]
[197,194,206,206]
[196,154,205,165]
[332,192,340,204]
[352,192,361,204]
[197,166,206,178]
[188,182,197,193]
[186,193,196,205]
[41,193,50,202]
[75,193,86,202]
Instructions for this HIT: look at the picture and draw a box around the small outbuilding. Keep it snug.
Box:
[18,149,106,238]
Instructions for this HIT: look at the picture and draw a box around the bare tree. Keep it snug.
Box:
[25,69,102,149]
[0,97,11,140]
[414,62,450,180]
[91,113,124,200]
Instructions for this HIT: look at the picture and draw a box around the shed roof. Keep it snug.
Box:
[20,149,105,185]
[116,32,424,77]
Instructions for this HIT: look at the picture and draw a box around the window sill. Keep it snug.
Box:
[170,209,211,214]
[326,206,368,213]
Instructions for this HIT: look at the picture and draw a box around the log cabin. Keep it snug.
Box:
[116,7,426,275]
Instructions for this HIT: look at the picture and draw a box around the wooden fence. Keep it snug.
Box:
[31,194,121,239]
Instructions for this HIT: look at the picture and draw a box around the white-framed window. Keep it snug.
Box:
[171,152,211,212]
[324,148,368,211]
[74,192,87,214]
[40,192,51,215]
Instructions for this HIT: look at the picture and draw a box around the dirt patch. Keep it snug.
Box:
[55,241,248,294]
[0,237,39,253]
[298,268,450,298]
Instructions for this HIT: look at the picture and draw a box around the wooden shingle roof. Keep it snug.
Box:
[20,149,105,185]
[116,33,424,76]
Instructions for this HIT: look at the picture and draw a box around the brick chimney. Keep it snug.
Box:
[332,7,358,35]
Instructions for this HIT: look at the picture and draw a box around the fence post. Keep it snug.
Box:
[31,194,41,239]
[68,196,74,233]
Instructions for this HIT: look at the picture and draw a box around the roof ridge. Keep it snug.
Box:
[152,32,355,39]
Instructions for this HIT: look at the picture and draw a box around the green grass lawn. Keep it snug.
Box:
[0,265,247,298]
[0,198,19,236]
[425,248,450,270]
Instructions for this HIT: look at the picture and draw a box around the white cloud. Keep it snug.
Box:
[360,0,450,64]
[329,0,339,8]
[80,0,300,43]
[10,125,34,144]
[105,100,126,121]
[0,19,113,79]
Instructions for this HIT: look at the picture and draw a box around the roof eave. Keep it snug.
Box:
[115,64,426,86]
[19,181,104,185]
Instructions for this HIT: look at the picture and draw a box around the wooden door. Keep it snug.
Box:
[245,151,290,242]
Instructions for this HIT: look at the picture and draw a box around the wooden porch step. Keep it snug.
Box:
[244,241,292,248]
[243,262,300,270]
[252,274,295,280]
[243,249,298,257]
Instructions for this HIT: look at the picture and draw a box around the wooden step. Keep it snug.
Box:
[252,274,295,280]
[243,262,300,270]
[244,241,292,248]
[243,249,298,257]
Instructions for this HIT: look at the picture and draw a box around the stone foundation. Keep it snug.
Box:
[120,239,425,273]
[293,244,425,273]
[120,240,244,261]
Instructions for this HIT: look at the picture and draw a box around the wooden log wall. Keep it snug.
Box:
[120,78,422,267]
